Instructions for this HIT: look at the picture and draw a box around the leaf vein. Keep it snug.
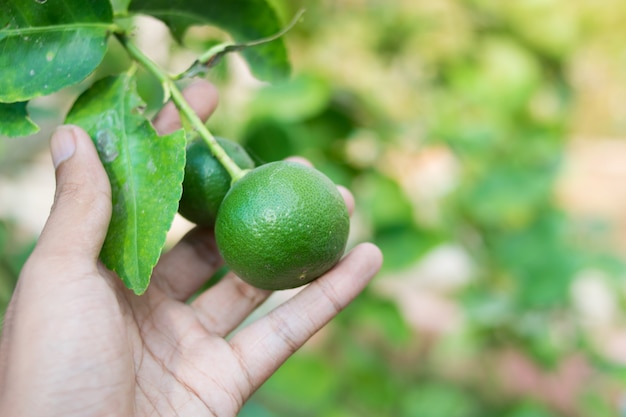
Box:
[1,23,115,37]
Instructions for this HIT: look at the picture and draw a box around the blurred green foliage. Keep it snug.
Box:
[234,0,626,415]
[3,0,626,415]
[0,221,34,329]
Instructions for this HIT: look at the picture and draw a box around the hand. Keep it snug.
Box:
[0,81,382,417]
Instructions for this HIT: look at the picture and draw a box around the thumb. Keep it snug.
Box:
[36,125,112,262]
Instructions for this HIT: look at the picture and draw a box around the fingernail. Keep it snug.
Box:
[51,125,77,169]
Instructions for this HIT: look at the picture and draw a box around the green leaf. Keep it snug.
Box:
[0,0,113,102]
[0,102,39,137]
[128,0,290,82]
[66,72,186,294]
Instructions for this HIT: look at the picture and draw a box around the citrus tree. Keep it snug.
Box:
[1,0,306,295]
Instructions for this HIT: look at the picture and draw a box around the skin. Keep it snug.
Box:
[0,80,382,417]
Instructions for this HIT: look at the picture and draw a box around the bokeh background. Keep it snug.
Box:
[3,0,626,415]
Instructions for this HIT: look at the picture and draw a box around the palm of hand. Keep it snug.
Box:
[101,256,267,417]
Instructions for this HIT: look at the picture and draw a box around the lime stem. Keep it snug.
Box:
[116,34,246,183]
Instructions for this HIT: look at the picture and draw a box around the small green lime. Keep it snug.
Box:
[215,160,350,290]
[178,137,255,227]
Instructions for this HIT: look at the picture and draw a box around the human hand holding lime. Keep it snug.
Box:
[0,80,383,416]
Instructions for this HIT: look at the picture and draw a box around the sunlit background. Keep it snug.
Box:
[3,0,626,416]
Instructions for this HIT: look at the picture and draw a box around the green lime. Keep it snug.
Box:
[178,137,255,227]
[215,160,350,290]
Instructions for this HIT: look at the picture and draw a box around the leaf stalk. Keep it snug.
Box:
[173,8,306,81]
[116,34,246,183]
